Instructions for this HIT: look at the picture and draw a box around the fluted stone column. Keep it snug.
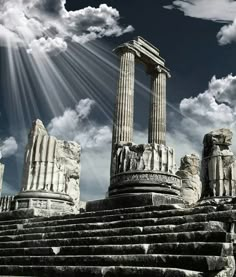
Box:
[148,67,168,145]
[112,49,135,145]
[0,163,4,197]
[16,119,81,212]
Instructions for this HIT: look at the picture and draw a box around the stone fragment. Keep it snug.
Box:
[213,256,235,277]
[52,247,61,255]
[111,143,176,176]
[21,119,81,208]
[201,128,236,197]
[176,154,202,204]
[0,195,14,212]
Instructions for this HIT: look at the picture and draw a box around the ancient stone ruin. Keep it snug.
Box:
[0,37,236,276]
[15,119,81,213]
[176,154,202,204]
[0,163,4,197]
[92,36,183,211]
[202,128,236,198]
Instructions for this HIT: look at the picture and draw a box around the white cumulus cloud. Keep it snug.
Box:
[164,0,236,22]
[0,137,18,159]
[164,0,236,45]
[47,98,112,200]
[217,19,236,45]
[27,37,68,55]
[47,98,112,148]
[167,74,236,164]
[46,78,236,200]
[0,0,134,55]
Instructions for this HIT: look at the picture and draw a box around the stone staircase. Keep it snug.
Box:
[0,204,234,276]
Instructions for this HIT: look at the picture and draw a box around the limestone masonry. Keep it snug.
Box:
[202,128,236,198]
[0,163,4,197]
[176,154,202,204]
[15,119,81,214]
[109,36,180,202]
[0,37,236,276]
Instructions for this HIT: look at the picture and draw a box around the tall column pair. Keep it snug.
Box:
[112,48,168,147]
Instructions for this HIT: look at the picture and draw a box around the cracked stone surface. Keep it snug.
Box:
[0,163,4,196]
[111,143,176,176]
[21,119,81,207]
[201,128,236,197]
[176,154,202,204]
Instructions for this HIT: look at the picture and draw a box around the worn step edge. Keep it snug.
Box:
[0,266,206,277]
[28,206,216,224]
[0,213,214,232]
[0,231,231,248]
[0,209,234,234]
[0,242,232,256]
[0,224,229,243]
[0,254,229,272]
[0,207,217,231]
[17,210,236,230]
[0,204,213,226]
[0,221,227,238]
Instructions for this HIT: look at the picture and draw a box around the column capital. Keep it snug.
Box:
[146,64,171,78]
[113,43,141,58]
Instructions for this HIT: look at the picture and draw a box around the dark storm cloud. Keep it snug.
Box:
[33,0,65,16]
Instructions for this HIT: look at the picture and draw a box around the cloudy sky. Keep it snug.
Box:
[1,0,236,200]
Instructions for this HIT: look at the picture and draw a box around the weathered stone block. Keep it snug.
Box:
[201,128,236,197]
[0,163,4,197]
[176,154,202,204]
[17,119,81,212]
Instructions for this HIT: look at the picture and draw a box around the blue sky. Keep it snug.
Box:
[1,0,236,200]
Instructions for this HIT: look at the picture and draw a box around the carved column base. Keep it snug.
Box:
[109,171,181,197]
[14,191,74,214]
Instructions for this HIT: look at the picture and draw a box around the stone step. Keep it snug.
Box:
[0,221,226,239]
[15,210,236,230]
[0,213,215,233]
[0,208,214,231]
[0,205,212,227]
[0,231,230,248]
[0,242,232,257]
[0,223,229,243]
[0,266,206,277]
[0,255,229,272]
[31,204,187,221]
[0,208,234,233]
[0,204,182,225]
[31,205,216,223]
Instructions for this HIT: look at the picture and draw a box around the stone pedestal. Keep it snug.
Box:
[110,143,180,197]
[15,191,74,213]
